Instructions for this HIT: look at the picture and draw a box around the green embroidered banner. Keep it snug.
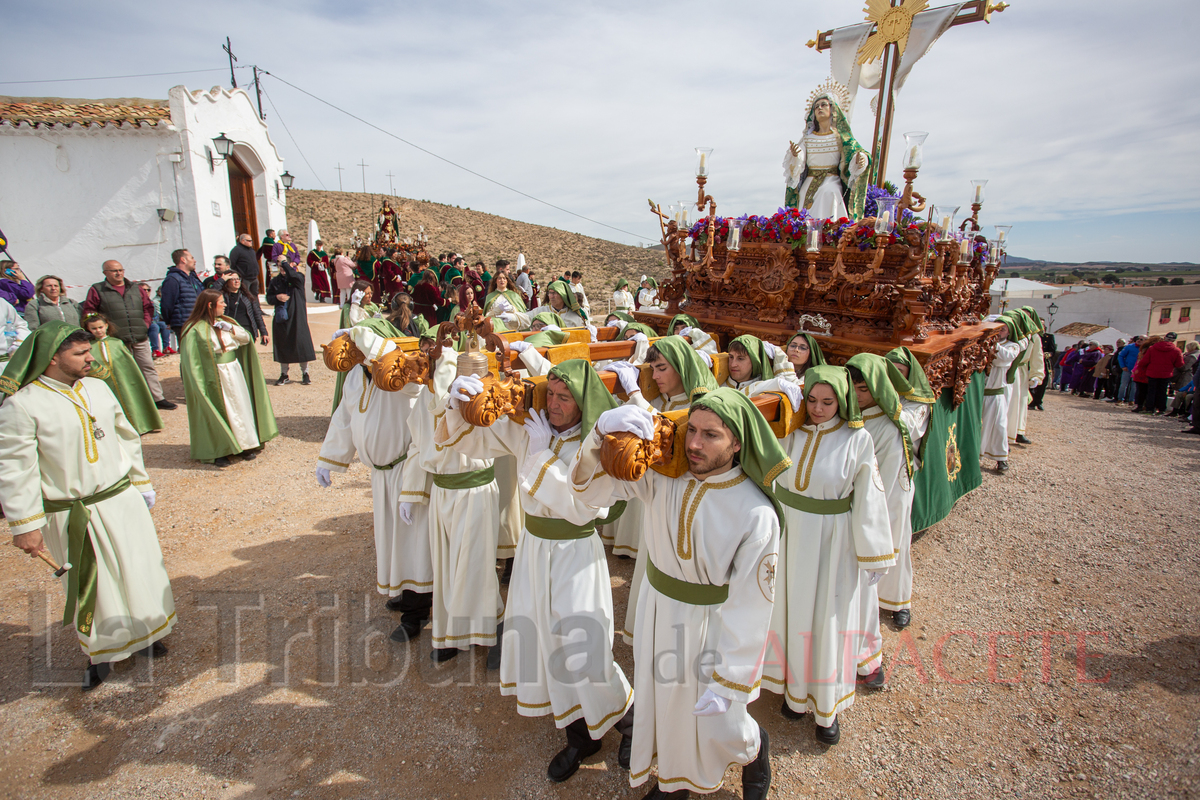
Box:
[911,372,984,532]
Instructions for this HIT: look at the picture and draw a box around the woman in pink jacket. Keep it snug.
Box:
[331,249,357,306]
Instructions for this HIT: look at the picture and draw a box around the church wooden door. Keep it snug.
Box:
[227,157,263,289]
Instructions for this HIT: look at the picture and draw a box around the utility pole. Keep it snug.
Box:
[385,171,396,196]
[252,65,265,121]
[357,159,369,193]
[223,37,238,89]
[334,163,345,192]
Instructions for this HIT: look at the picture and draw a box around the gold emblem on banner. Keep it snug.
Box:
[945,422,962,482]
[858,0,929,64]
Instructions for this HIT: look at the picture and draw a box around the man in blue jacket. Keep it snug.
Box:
[1113,336,1141,405]
[160,249,204,341]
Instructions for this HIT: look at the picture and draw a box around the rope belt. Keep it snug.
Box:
[646,557,728,606]
[524,515,595,541]
[775,485,853,515]
[42,474,133,636]
[373,452,408,471]
[431,465,495,490]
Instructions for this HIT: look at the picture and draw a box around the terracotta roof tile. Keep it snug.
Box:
[0,96,170,127]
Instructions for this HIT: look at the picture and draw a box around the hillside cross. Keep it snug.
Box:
[807,0,1008,186]
[357,159,369,193]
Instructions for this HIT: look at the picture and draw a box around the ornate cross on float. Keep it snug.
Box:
[807,0,1009,187]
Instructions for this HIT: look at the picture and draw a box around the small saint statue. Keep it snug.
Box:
[376,199,399,244]
[783,79,871,219]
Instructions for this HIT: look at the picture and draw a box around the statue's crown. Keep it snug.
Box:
[807,78,851,115]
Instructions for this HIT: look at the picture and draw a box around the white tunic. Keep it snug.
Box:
[318,357,431,598]
[637,288,658,309]
[210,323,260,452]
[877,400,931,611]
[436,409,632,735]
[572,436,779,794]
[858,409,911,653]
[0,376,175,662]
[401,353,501,649]
[981,340,1023,461]
[782,132,865,219]
[762,413,894,723]
[1009,333,1044,441]
[613,290,634,312]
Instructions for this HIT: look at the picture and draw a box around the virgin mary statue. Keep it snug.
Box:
[782,79,871,219]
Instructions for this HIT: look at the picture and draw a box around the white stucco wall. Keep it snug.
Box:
[0,86,287,301]
[1015,289,1151,337]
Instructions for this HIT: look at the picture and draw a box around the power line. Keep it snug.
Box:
[259,82,327,190]
[0,67,243,86]
[258,69,655,242]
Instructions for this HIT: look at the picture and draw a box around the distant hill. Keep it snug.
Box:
[286,189,667,308]
[1005,256,1198,271]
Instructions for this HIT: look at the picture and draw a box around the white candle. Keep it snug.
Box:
[699,152,707,173]
[882,210,891,229]
[941,215,951,231]
[998,229,1007,242]
[907,145,920,168]
[974,185,983,203]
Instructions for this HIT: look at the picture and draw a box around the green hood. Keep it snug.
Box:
[784,332,828,371]
[884,346,936,403]
[548,358,620,436]
[802,365,862,427]
[545,280,580,312]
[730,334,775,381]
[0,321,81,396]
[653,335,719,400]
[846,353,915,478]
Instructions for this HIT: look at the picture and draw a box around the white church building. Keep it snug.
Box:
[0,85,290,299]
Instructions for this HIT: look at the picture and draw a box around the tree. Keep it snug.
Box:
[1157,276,1169,285]
[1009,272,1020,278]
[1102,274,1119,284]
[1170,277,1185,285]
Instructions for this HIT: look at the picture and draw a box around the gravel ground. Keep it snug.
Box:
[1,312,1197,799]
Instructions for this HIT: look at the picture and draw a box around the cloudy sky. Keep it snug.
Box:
[4,0,1198,263]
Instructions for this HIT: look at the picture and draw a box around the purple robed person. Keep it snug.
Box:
[1074,347,1104,394]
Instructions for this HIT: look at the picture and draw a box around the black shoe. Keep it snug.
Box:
[275,376,291,386]
[385,595,405,611]
[487,622,504,671]
[213,456,232,468]
[389,619,424,642]
[431,647,459,663]
[741,725,771,800]
[893,609,912,629]
[618,731,633,770]
[1015,434,1032,444]
[301,374,311,385]
[859,666,885,689]
[815,716,840,745]
[1183,428,1200,435]
[240,449,258,461]
[82,661,111,691]
[547,737,602,782]
[500,557,514,586]
[996,460,1009,472]
[781,698,806,720]
[136,640,169,658]
[640,783,690,799]
[154,399,177,410]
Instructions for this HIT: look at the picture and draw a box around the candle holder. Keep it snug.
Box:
[901,132,928,170]
[679,201,689,229]
[957,231,974,266]
[874,195,899,236]
[994,224,1012,249]
[805,217,822,253]
[695,147,712,178]
[727,218,745,251]
[932,205,959,242]
[986,239,1000,267]
[970,179,987,205]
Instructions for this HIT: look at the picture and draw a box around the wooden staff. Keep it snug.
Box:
[35,550,71,577]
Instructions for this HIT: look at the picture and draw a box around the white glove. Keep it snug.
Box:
[489,297,512,315]
[776,380,804,412]
[697,351,713,368]
[866,570,885,587]
[605,361,641,395]
[398,502,414,525]
[595,405,656,440]
[677,326,694,339]
[351,289,365,305]
[499,313,517,326]
[213,320,234,332]
[1029,377,1042,389]
[509,340,531,353]
[316,466,332,488]
[332,328,351,340]
[585,323,598,342]
[631,332,649,345]
[542,324,562,333]
[141,490,156,510]
[522,410,553,457]
[763,341,779,360]
[693,689,731,717]
[448,374,485,408]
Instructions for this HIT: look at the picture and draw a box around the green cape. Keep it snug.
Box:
[730,334,775,381]
[532,311,566,329]
[0,320,79,397]
[548,358,620,436]
[802,365,862,427]
[645,277,659,289]
[623,322,659,339]
[545,280,581,313]
[785,332,828,371]
[668,313,699,333]
[846,353,915,478]
[884,346,936,403]
[996,312,1022,342]
[91,337,162,434]
[1020,306,1045,332]
[615,278,629,291]
[524,329,570,348]
[180,320,279,461]
[484,289,528,314]
[690,387,791,527]
[654,335,719,400]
